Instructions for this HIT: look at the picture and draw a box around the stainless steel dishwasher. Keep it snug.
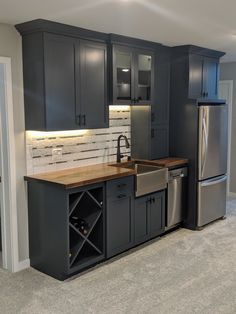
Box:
[166,167,188,230]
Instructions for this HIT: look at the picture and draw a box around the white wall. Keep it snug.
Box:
[220,63,236,193]
[0,23,28,262]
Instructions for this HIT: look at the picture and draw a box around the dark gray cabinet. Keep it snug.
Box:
[189,53,219,99]
[106,176,134,258]
[44,34,78,130]
[79,40,108,128]
[134,191,165,245]
[20,31,108,131]
[131,47,171,160]
[150,126,169,159]
[112,45,154,105]
[134,196,149,244]
[202,57,218,99]
[27,181,105,280]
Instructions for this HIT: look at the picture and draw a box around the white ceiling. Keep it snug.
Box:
[1,0,236,62]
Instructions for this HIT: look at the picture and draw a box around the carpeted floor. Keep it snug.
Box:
[0,199,236,314]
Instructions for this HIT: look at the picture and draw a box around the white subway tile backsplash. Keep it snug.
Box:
[26,107,131,174]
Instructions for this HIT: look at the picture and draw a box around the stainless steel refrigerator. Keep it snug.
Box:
[197,104,228,227]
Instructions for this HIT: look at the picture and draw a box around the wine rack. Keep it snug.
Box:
[68,186,104,270]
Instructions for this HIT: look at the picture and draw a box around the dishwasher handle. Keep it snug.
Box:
[169,169,188,181]
[171,173,185,179]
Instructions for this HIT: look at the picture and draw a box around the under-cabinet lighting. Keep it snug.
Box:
[26,129,89,139]
[122,68,130,72]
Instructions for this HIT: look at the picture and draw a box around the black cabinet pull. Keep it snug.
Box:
[117,194,126,199]
[76,115,81,125]
[151,113,155,122]
[206,92,208,97]
[117,183,127,188]
[151,129,155,138]
[147,198,152,204]
[82,114,86,126]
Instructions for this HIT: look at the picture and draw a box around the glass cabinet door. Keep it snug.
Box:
[136,53,153,104]
[113,48,134,104]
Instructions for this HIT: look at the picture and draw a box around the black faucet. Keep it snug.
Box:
[116,135,130,163]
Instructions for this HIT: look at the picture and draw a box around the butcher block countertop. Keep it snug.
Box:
[24,157,188,189]
[24,163,136,189]
[151,157,189,168]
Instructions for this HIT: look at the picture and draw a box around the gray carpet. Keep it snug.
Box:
[0,199,236,314]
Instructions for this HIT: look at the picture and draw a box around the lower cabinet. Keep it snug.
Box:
[27,176,166,280]
[134,191,165,245]
[27,181,105,281]
[106,177,134,258]
[106,177,166,258]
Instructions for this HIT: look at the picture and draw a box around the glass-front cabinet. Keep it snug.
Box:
[136,53,153,103]
[112,45,154,105]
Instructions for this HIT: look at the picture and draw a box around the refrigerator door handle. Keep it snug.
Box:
[201,109,208,178]
[201,175,227,187]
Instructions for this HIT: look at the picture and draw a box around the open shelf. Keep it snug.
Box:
[68,186,104,270]
[71,242,102,268]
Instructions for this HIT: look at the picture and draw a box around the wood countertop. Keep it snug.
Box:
[24,163,136,189]
[150,157,189,168]
[24,157,188,189]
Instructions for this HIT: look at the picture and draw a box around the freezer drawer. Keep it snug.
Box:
[198,105,228,180]
[197,175,227,227]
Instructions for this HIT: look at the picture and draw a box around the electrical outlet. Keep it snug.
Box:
[52,148,62,161]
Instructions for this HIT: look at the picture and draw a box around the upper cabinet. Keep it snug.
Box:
[171,45,224,102]
[16,20,108,131]
[112,44,154,105]
[189,54,219,99]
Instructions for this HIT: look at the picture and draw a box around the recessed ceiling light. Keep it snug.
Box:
[122,68,130,72]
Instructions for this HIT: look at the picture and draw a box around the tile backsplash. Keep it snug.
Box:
[26,106,131,174]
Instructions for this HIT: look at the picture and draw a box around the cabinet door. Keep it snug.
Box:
[152,50,170,125]
[135,50,154,105]
[203,57,218,99]
[150,125,169,159]
[134,196,149,245]
[188,54,203,99]
[149,191,165,237]
[113,45,135,105]
[79,40,108,128]
[44,33,78,131]
[107,195,133,258]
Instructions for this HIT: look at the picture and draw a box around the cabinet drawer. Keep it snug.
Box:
[106,176,134,198]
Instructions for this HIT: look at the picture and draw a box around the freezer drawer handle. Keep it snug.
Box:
[201,176,227,187]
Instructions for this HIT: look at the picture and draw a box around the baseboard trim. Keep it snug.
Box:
[15,258,30,272]
[229,192,236,197]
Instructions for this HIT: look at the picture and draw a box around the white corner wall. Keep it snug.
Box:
[0,23,29,264]
[220,62,236,193]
